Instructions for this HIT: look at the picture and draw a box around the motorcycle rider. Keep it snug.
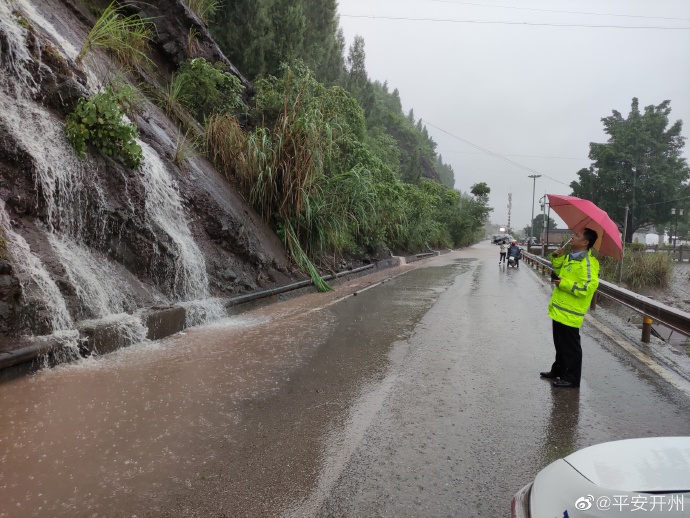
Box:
[507,240,521,268]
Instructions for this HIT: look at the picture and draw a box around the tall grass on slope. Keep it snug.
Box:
[206,111,341,292]
[76,1,153,67]
[184,0,220,23]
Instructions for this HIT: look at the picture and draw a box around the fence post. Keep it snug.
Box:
[590,291,598,310]
[641,316,653,343]
[680,245,684,263]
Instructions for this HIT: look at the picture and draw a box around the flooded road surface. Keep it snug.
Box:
[2,243,690,517]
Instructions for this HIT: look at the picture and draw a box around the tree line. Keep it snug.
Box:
[207,0,490,259]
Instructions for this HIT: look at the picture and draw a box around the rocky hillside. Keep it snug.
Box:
[0,0,306,352]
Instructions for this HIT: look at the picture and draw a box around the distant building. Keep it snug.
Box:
[543,228,570,244]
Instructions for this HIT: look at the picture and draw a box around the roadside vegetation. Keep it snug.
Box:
[599,247,673,291]
[63,0,493,289]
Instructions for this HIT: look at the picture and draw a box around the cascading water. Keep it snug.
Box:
[139,142,226,324]
[0,201,76,338]
[0,0,37,92]
[139,141,212,301]
[0,1,227,356]
[48,235,139,319]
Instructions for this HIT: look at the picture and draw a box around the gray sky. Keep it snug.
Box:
[337,0,690,234]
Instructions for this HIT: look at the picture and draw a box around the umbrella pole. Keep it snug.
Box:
[618,205,629,283]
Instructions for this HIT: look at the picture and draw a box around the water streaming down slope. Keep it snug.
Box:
[139,142,226,324]
[0,0,37,92]
[0,201,75,337]
[0,2,225,346]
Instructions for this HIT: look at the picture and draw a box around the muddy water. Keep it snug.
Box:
[0,257,469,517]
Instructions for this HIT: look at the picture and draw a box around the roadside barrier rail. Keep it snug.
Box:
[520,250,690,341]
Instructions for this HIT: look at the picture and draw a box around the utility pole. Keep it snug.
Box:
[528,175,541,240]
[507,193,512,232]
[619,205,629,283]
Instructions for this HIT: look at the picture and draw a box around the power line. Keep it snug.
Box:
[421,119,572,187]
[340,14,690,30]
[440,150,585,160]
[427,0,690,22]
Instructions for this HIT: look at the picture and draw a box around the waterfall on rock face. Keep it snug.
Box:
[0,201,75,336]
[139,142,212,302]
[0,2,225,348]
[0,1,37,92]
[48,235,140,319]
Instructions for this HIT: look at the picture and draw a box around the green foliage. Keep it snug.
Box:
[65,86,143,169]
[599,248,672,290]
[210,0,304,80]
[523,214,557,238]
[76,1,153,67]
[175,58,246,122]
[571,98,689,240]
[470,182,490,199]
[206,60,486,274]
[107,74,145,120]
[184,0,220,23]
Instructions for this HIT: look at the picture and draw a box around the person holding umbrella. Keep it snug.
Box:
[540,228,600,388]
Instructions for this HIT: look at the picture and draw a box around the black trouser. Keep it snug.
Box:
[500,252,506,263]
[551,320,582,385]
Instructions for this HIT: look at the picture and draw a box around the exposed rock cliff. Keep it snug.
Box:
[0,0,299,352]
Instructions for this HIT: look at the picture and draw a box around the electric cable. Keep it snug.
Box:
[340,14,690,30]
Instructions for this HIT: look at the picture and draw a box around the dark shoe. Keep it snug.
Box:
[540,371,557,379]
[553,379,579,388]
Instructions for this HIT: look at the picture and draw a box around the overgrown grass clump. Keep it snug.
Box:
[599,248,673,291]
[65,86,143,169]
[76,1,153,67]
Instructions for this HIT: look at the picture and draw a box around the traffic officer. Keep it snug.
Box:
[540,228,600,388]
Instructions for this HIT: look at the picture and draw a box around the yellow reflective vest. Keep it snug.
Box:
[547,249,600,328]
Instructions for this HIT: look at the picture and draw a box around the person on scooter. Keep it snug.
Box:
[507,240,521,268]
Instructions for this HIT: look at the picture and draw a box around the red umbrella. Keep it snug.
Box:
[547,194,623,260]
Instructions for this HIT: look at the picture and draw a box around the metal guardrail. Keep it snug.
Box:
[521,250,690,340]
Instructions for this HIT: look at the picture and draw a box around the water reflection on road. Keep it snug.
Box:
[0,257,468,517]
[2,245,690,517]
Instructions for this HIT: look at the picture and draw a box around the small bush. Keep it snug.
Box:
[176,58,245,121]
[65,86,143,169]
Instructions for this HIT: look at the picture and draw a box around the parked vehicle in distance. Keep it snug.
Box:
[492,234,514,244]
[512,437,690,518]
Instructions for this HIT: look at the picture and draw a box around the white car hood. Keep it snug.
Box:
[564,437,690,492]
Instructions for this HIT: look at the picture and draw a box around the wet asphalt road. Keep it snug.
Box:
[2,243,690,517]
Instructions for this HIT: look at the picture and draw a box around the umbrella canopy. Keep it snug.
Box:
[547,194,623,260]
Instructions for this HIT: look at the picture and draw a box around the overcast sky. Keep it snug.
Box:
[337,0,690,234]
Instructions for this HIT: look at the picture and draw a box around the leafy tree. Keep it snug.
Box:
[301,0,344,84]
[571,98,689,242]
[470,182,490,199]
[522,214,557,238]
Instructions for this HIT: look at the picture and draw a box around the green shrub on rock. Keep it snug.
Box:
[65,86,143,169]
[176,58,245,121]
